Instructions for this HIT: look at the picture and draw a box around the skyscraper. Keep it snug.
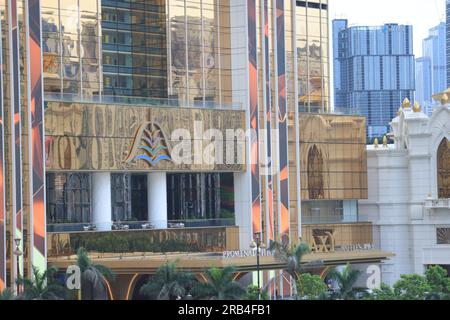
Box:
[0,0,392,298]
[415,57,432,113]
[416,23,446,115]
[446,0,450,86]
[333,20,415,141]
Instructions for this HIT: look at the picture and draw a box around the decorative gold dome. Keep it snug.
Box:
[382,135,388,147]
[374,138,379,148]
[402,98,411,109]
[441,93,449,105]
[413,101,421,113]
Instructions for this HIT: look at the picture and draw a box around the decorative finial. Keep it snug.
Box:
[441,93,449,105]
[397,107,403,116]
[374,138,379,148]
[413,101,421,113]
[402,98,411,109]
[382,135,388,147]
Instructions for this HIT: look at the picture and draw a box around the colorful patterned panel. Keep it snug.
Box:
[28,0,46,272]
[263,0,274,242]
[248,0,262,235]
[0,9,6,291]
[276,0,290,238]
[8,0,24,280]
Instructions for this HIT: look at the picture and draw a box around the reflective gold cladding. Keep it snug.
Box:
[301,222,373,249]
[168,0,232,105]
[47,226,240,257]
[44,102,246,172]
[41,0,102,96]
[299,114,368,200]
[296,0,330,113]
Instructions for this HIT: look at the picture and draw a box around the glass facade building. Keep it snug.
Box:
[101,0,168,98]
[41,0,102,96]
[446,0,450,86]
[0,0,393,299]
[42,0,233,105]
[415,57,432,114]
[296,0,330,113]
[416,23,446,116]
[333,20,415,140]
[167,0,232,106]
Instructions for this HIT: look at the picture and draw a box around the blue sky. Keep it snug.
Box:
[330,0,446,57]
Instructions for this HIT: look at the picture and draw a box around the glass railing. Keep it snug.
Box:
[302,214,370,225]
[301,222,374,252]
[46,218,236,233]
[47,225,240,257]
[44,92,243,111]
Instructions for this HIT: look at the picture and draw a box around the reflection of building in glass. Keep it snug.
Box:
[41,0,102,96]
[168,3,232,106]
[299,114,368,225]
[296,0,330,113]
[0,0,394,299]
[333,20,415,140]
[41,0,232,105]
[101,0,168,98]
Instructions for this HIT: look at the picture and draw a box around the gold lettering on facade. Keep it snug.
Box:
[309,229,336,253]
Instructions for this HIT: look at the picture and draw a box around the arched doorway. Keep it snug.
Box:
[130,275,151,300]
[437,138,450,198]
[308,145,324,199]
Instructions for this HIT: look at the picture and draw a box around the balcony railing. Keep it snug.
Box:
[44,92,243,111]
[46,219,235,233]
[301,213,370,225]
[47,225,240,257]
[425,198,450,209]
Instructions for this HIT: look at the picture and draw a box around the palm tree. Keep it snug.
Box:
[193,266,245,300]
[327,264,365,300]
[76,247,114,300]
[0,288,14,300]
[140,262,196,300]
[17,266,65,300]
[269,241,310,298]
[269,241,310,280]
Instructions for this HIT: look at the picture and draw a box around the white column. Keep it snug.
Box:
[92,172,112,231]
[147,172,168,229]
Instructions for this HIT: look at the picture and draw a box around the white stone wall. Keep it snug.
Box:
[360,104,450,285]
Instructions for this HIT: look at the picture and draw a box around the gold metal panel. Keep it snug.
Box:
[299,114,368,200]
[47,226,240,257]
[301,222,373,253]
[45,102,246,172]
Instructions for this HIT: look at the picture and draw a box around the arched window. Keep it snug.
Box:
[437,138,450,199]
[307,145,324,199]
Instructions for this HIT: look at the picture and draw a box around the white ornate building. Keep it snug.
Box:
[359,96,450,285]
